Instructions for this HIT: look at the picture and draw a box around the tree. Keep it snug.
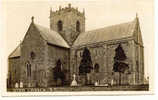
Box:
[113,44,129,85]
[79,47,93,85]
[53,59,65,86]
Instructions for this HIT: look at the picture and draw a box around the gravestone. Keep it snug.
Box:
[71,74,78,86]
[94,81,98,86]
[15,83,19,88]
[20,81,23,88]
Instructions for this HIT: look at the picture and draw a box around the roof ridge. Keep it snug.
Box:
[73,18,137,46]
[81,19,135,34]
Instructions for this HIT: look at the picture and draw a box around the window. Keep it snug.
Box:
[26,61,31,77]
[94,63,99,73]
[80,51,82,57]
[15,70,16,74]
[57,20,63,31]
[76,21,80,32]
[136,60,139,72]
[30,51,35,60]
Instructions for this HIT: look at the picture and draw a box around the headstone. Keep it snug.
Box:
[111,79,114,86]
[71,74,78,86]
[15,82,19,88]
[20,81,23,88]
[94,81,98,86]
[28,82,31,87]
[87,73,90,84]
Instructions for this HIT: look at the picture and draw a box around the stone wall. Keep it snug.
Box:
[45,44,70,86]
[106,40,134,85]
[71,38,144,85]
[8,57,21,88]
[70,43,108,85]
[7,84,149,92]
[20,24,48,87]
[135,42,144,84]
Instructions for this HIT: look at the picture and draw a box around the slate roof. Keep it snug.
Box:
[73,18,138,47]
[34,24,70,48]
[9,45,21,58]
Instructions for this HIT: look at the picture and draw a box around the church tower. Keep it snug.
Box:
[50,4,85,46]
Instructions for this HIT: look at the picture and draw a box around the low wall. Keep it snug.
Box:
[7,84,149,92]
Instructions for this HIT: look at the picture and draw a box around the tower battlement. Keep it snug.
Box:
[49,3,85,46]
[50,4,85,18]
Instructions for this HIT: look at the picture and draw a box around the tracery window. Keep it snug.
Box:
[26,61,31,77]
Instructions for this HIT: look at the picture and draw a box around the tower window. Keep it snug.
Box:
[57,20,63,31]
[76,21,80,32]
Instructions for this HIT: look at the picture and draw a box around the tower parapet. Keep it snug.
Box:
[50,4,85,18]
[50,4,85,46]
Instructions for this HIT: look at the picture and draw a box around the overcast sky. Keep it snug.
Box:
[1,0,154,78]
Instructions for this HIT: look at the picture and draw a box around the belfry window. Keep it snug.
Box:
[57,20,63,31]
[76,21,80,32]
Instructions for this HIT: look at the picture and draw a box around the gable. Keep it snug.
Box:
[22,23,45,46]
[133,17,143,45]
[34,24,70,48]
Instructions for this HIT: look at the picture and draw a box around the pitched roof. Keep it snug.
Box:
[9,45,21,58]
[34,24,70,48]
[73,18,138,47]
[8,22,70,58]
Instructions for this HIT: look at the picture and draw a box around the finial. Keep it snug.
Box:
[136,13,138,18]
[76,7,78,11]
[50,7,53,15]
[83,8,85,15]
[31,16,34,23]
[68,3,71,8]
[50,7,52,12]
[59,5,61,10]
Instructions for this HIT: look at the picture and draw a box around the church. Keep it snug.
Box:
[7,4,144,88]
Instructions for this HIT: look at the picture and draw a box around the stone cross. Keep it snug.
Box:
[71,74,78,86]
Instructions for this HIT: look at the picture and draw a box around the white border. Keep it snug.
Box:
[0,0,157,98]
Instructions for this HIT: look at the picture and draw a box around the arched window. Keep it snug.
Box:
[26,61,31,77]
[57,20,63,31]
[53,59,65,86]
[76,21,80,32]
[94,63,99,73]
[30,51,35,60]
[56,59,62,71]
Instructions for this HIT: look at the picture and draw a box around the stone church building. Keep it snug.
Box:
[8,4,144,88]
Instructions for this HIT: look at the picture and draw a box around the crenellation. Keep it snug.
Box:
[50,4,84,18]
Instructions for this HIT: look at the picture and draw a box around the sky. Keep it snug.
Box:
[0,0,154,78]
